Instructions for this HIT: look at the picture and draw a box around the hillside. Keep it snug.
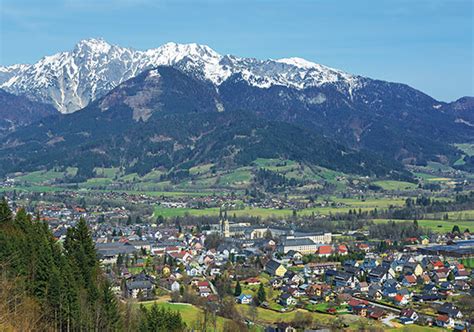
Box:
[0,39,472,168]
[0,67,408,180]
[0,88,58,136]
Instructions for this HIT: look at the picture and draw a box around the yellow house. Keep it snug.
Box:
[413,264,424,276]
[265,259,287,277]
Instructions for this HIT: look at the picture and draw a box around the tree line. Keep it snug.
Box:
[0,197,185,331]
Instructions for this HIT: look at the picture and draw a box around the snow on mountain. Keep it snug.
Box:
[0,38,361,113]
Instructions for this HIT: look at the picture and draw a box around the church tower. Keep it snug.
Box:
[219,208,230,238]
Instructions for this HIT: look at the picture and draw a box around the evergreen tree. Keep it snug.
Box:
[100,281,122,331]
[0,197,12,223]
[447,271,455,282]
[257,283,266,304]
[64,218,99,295]
[234,281,242,296]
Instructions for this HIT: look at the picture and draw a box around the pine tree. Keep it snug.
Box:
[0,197,12,223]
[100,281,121,331]
[257,283,266,304]
[64,218,99,291]
[234,281,242,296]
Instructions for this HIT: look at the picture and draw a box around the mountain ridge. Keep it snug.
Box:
[0,38,367,113]
[0,39,472,178]
[0,66,409,180]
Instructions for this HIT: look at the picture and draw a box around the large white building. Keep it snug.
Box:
[277,232,332,254]
[277,237,321,254]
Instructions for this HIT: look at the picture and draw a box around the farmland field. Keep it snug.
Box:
[372,180,418,191]
[425,209,474,221]
[373,219,474,233]
[455,143,474,156]
[153,196,407,218]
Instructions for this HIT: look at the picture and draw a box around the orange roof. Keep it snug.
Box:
[404,275,416,283]
[318,246,333,255]
[394,294,404,302]
[338,245,348,252]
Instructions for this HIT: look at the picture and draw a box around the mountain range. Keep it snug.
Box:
[0,38,361,114]
[0,39,472,179]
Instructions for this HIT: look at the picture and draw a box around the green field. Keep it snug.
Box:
[141,301,231,330]
[333,197,406,208]
[461,257,474,268]
[372,180,418,191]
[217,168,253,186]
[153,206,373,219]
[425,209,474,221]
[236,305,335,326]
[94,167,120,178]
[374,219,473,233]
[153,196,407,218]
[414,172,453,182]
[454,143,474,166]
[455,143,474,156]
[0,185,64,193]
[189,163,214,175]
[14,170,67,184]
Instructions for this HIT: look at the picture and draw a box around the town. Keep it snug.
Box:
[2,189,472,331]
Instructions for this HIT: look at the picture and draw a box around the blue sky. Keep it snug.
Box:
[0,0,472,101]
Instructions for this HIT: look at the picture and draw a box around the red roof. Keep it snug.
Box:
[197,281,209,287]
[244,277,260,284]
[436,314,449,322]
[369,309,385,319]
[348,299,367,307]
[433,261,444,268]
[404,275,417,283]
[318,245,333,255]
[337,245,348,253]
[394,295,404,302]
[400,309,416,317]
[405,237,418,243]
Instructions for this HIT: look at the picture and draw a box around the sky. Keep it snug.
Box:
[0,0,472,101]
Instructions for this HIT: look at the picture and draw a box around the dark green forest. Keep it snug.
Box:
[0,198,185,331]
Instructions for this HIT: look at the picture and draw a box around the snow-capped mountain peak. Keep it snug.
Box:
[73,37,113,54]
[276,57,318,69]
[0,38,360,113]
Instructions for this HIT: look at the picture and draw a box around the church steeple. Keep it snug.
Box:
[219,207,230,238]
